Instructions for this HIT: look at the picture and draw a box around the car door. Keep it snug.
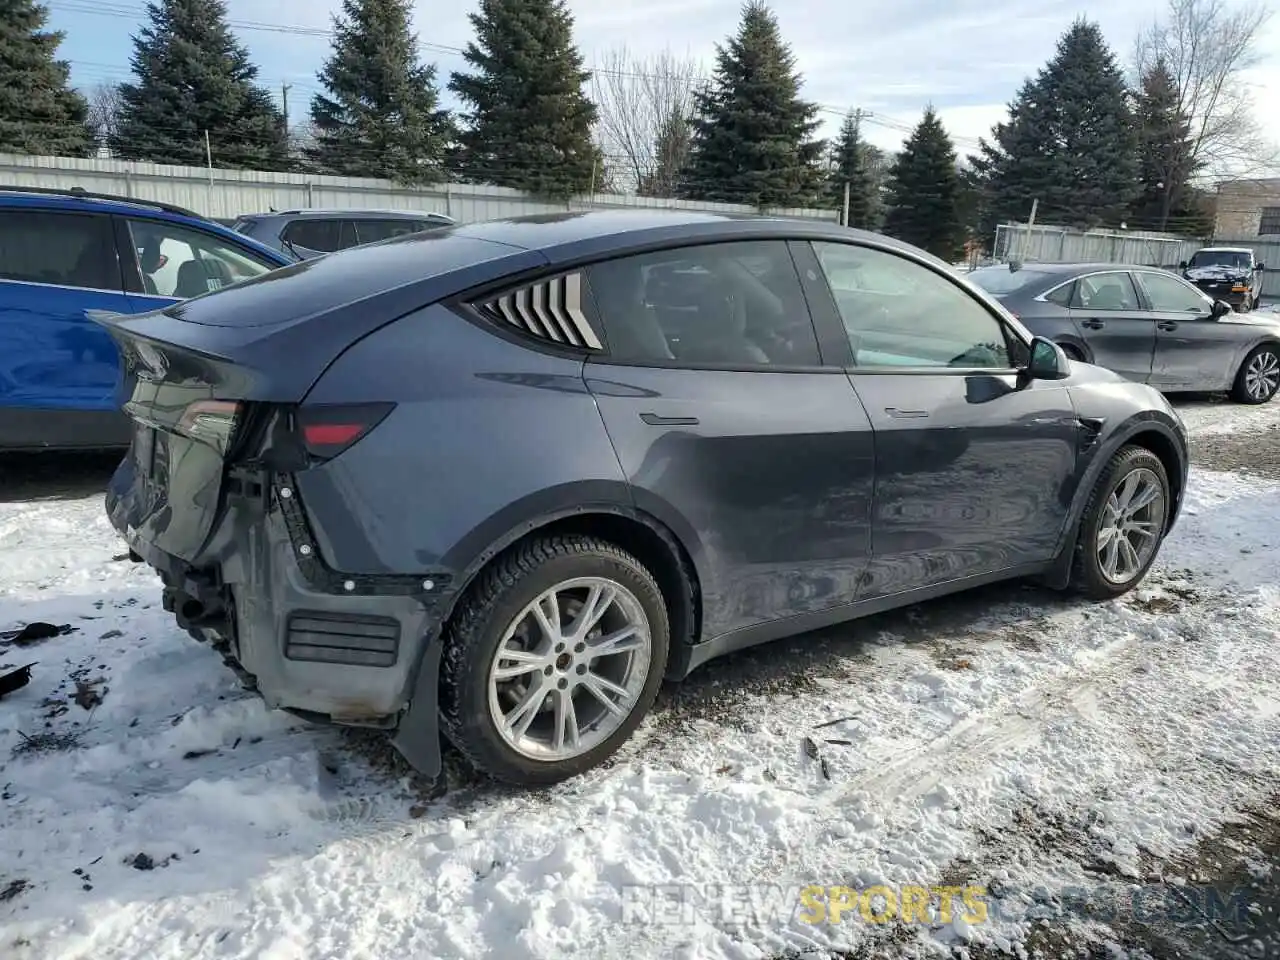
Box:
[280,218,356,258]
[118,216,284,313]
[580,239,875,641]
[1066,271,1155,382]
[804,239,1081,601]
[0,206,134,447]
[1133,268,1240,391]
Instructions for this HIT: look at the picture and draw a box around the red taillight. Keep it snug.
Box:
[176,399,242,453]
[296,402,395,459]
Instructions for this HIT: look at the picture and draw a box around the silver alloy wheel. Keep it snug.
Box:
[1245,350,1280,401]
[487,577,652,761]
[1096,467,1166,584]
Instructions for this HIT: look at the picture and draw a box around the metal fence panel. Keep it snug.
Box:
[0,152,839,224]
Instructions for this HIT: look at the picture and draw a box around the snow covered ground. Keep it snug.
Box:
[3,398,1280,960]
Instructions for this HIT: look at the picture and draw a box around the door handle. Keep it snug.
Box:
[639,413,699,426]
[1156,320,1178,331]
[1080,319,1105,330]
[885,407,928,419]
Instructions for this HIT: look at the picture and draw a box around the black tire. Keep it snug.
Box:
[439,535,669,786]
[1059,342,1086,362]
[1069,445,1171,600]
[1231,343,1280,404]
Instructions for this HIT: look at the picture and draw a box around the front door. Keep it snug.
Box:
[1067,271,1156,382]
[0,207,133,447]
[581,239,875,641]
[1134,268,1239,391]
[804,239,1080,600]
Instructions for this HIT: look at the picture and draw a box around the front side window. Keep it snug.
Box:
[813,241,1013,369]
[585,240,821,367]
[128,219,277,299]
[1135,271,1211,314]
[1070,272,1140,311]
[0,210,117,291]
[281,219,355,253]
[355,219,423,244]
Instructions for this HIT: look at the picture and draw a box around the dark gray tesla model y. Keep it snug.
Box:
[967,261,1280,404]
[101,211,1189,787]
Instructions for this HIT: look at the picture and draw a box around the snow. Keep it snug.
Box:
[3,403,1280,959]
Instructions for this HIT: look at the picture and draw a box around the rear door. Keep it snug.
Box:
[0,206,133,446]
[354,218,423,245]
[581,239,875,642]
[1135,268,1241,391]
[804,239,1080,599]
[1066,271,1155,382]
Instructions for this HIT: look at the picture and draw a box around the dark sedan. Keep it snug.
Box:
[99,213,1188,788]
[968,262,1280,404]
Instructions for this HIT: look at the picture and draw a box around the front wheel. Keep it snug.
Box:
[1070,446,1171,600]
[439,535,669,786]
[1231,344,1280,404]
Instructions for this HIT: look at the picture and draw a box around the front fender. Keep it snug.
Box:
[1043,408,1188,588]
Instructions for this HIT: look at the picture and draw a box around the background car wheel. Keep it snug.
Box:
[439,535,670,786]
[1231,345,1280,404]
[1070,446,1170,600]
[1058,343,1085,363]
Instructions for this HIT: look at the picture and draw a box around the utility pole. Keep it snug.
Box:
[842,180,851,227]
[281,82,292,140]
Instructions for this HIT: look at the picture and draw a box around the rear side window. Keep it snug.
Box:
[1070,273,1140,311]
[127,219,278,299]
[0,209,117,291]
[282,219,356,253]
[585,240,821,367]
[355,219,423,244]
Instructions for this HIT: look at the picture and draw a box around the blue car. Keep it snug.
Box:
[0,186,293,451]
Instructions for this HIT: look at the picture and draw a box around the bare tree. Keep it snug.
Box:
[86,82,123,152]
[1135,0,1278,182]
[592,47,704,194]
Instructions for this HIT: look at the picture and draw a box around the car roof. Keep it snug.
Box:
[1194,246,1252,254]
[241,208,454,220]
[0,189,292,265]
[446,209,933,267]
[973,261,1154,276]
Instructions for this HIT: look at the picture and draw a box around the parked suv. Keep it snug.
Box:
[232,208,456,260]
[104,211,1189,789]
[0,186,292,451]
[1180,246,1265,311]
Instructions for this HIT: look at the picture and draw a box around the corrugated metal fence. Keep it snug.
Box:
[993,223,1280,299]
[0,153,839,224]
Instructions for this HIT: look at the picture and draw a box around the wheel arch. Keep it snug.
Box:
[1041,414,1188,589]
[436,495,704,679]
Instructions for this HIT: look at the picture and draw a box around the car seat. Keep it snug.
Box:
[671,281,770,364]
[175,259,212,299]
[137,239,162,294]
[1089,281,1127,310]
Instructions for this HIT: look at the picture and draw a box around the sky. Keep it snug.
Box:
[47,0,1280,159]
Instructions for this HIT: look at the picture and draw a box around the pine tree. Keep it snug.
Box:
[680,1,825,209]
[1131,58,1199,233]
[0,0,93,157]
[112,0,288,170]
[827,111,879,228]
[308,0,452,184]
[449,0,600,198]
[638,105,691,198]
[974,19,1138,231]
[882,107,963,260]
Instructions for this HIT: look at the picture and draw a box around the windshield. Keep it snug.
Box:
[966,266,1055,296]
[1188,250,1251,270]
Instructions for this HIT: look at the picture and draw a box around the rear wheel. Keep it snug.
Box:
[1070,446,1170,600]
[1231,344,1280,404]
[439,535,669,785]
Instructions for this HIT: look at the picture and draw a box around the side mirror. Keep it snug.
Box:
[1211,299,1233,318]
[1025,336,1070,380]
[1178,261,1188,269]
[1258,263,1266,271]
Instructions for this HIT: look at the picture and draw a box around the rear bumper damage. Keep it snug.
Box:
[106,459,449,782]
